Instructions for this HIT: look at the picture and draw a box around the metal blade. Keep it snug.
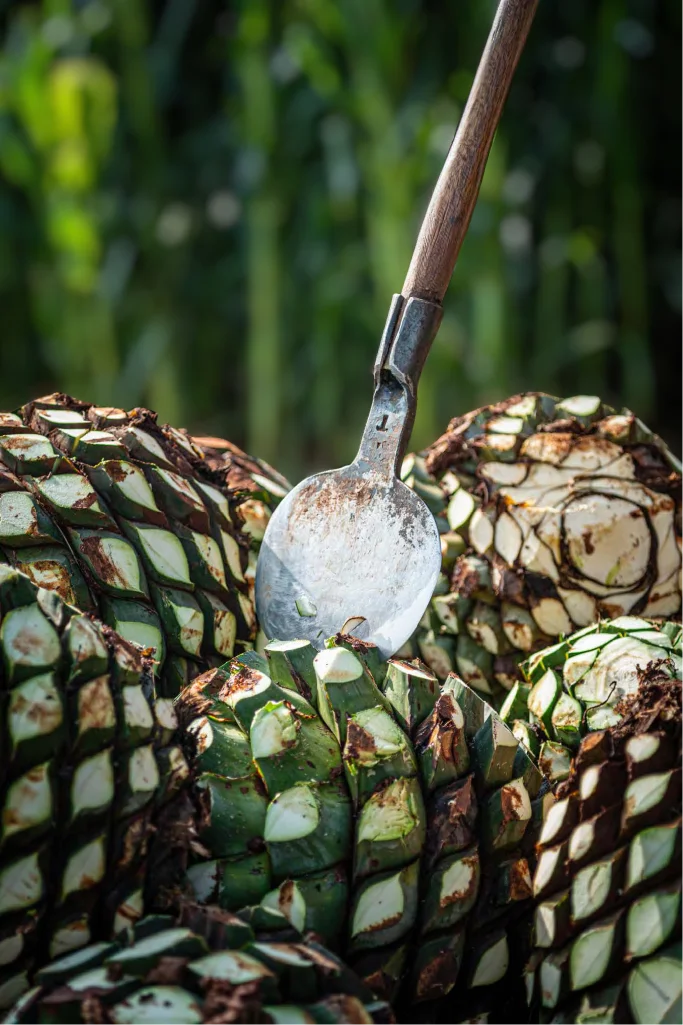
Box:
[255,465,441,657]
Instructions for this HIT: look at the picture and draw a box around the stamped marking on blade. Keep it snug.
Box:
[255,466,441,657]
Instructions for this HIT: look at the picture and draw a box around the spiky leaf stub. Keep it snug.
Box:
[526,661,682,1024]
[402,393,681,703]
[190,432,290,541]
[0,394,286,697]
[5,904,391,1024]
[178,635,546,1020]
[0,566,194,1010]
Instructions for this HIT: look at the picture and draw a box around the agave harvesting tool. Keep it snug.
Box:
[256,0,539,657]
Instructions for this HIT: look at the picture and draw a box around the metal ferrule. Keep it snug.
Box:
[356,295,443,477]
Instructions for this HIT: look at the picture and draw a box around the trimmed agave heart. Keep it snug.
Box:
[0,565,194,1010]
[5,903,392,1024]
[525,659,681,1025]
[178,634,548,1021]
[500,616,681,784]
[0,394,287,697]
[402,393,681,704]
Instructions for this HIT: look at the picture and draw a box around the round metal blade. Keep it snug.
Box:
[255,464,441,658]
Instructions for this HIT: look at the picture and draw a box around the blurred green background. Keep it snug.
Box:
[0,0,680,481]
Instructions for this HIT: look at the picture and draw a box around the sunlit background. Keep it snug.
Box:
[0,0,680,480]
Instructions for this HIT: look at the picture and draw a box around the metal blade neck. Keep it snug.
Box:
[354,294,443,478]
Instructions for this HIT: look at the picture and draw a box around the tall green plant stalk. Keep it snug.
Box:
[235,0,282,464]
[0,11,120,400]
[596,2,652,415]
[0,0,677,471]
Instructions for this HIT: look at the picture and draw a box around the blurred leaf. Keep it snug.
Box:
[50,58,117,164]
[0,0,678,473]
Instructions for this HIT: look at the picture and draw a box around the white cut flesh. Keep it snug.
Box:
[351,872,405,939]
[574,637,665,705]
[192,531,227,589]
[357,778,422,843]
[495,512,524,566]
[471,934,509,988]
[570,917,618,989]
[626,825,679,891]
[93,537,144,592]
[251,703,297,760]
[562,494,651,588]
[313,646,363,684]
[114,617,162,659]
[1,604,60,672]
[531,598,572,637]
[447,489,476,530]
[9,674,63,745]
[189,950,274,983]
[556,395,602,417]
[469,509,494,554]
[115,465,162,512]
[2,763,52,840]
[111,986,202,1025]
[628,955,682,1025]
[122,686,154,731]
[61,837,106,900]
[480,461,528,485]
[570,856,611,922]
[71,750,114,817]
[261,883,307,933]
[35,474,104,516]
[172,600,204,657]
[539,798,572,847]
[264,786,319,842]
[220,530,245,582]
[557,588,597,628]
[0,853,43,914]
[78,677,116,735]
[626,887,681,959]
[128,745,160,797]
[134,527,191,585]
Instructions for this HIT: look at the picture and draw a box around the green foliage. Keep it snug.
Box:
[0,0,680,479]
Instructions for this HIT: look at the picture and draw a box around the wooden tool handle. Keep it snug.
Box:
[402,0,539,303]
